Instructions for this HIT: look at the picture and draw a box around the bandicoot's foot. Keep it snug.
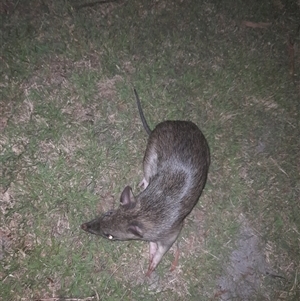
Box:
[146,268,153,277]
[170,246,180,272]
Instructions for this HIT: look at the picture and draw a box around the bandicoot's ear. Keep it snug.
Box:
[128,221,144,238]
[120,186,137,209]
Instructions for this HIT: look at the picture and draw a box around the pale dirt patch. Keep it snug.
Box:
[0,203,37,262]
[0,98,13,132]
[97,75,124,100]
[0,189,16,216]
[61,102,96,123]
[217,214,280,301]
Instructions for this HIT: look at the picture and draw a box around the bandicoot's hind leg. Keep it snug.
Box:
[170,243,180,272]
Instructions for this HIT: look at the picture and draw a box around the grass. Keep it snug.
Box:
[1,0,299,300]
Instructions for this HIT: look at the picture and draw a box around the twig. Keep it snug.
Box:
[266,271,286,280]
[74,0,119,10]
[200,248,220,260]
[287,35,295,76]
[241,21,271,29]
[270,157,289,177]
[35,297,96,301]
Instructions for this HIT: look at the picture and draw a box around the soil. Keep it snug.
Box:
[217,214,279,300]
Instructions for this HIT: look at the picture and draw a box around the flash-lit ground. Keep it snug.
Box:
[1,1,299,300]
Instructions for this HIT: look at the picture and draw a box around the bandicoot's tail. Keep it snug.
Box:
[134,89,152,135]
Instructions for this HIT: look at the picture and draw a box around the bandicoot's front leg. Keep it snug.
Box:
[139,178,149,190]
[146,227,182,276]
[146,241,167,277]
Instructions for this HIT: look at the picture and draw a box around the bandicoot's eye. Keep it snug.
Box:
[104,233,114,240]
[103,210,114,217]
